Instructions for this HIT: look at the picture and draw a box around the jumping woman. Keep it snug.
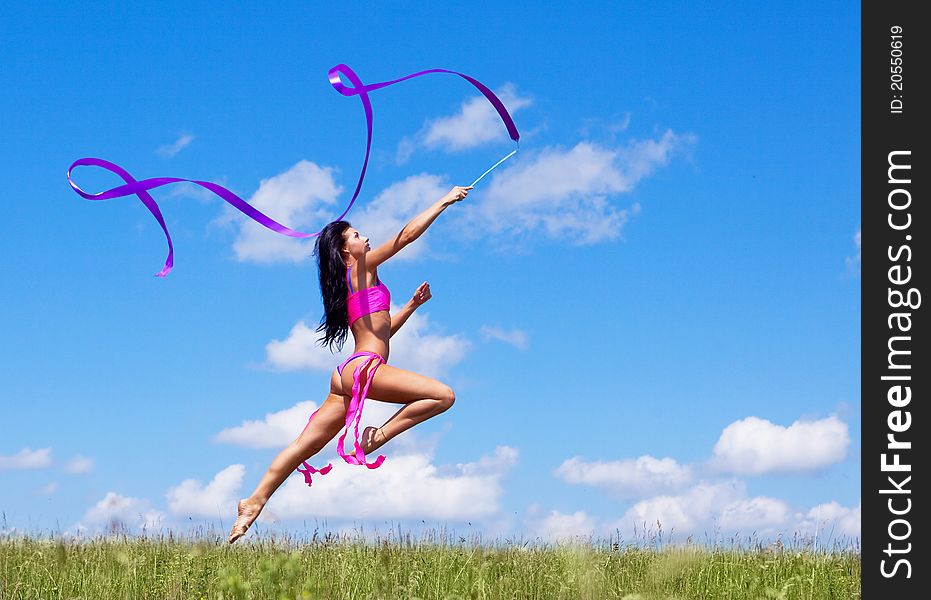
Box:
[227,184,473,544]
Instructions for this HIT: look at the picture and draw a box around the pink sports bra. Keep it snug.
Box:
[346,266,390,326]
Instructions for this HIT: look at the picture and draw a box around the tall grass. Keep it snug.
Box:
[0,526,860,600]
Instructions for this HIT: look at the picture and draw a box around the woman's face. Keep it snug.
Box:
[342,227,370,264]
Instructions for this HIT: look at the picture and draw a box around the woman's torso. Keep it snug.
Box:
[347,265,391,360]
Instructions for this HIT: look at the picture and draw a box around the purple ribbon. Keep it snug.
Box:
[67,64,520,277]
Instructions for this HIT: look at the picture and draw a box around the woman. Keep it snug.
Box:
[227,184,473,543]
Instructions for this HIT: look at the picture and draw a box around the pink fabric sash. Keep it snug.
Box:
[294,405,334,486]
[296,351,387,486]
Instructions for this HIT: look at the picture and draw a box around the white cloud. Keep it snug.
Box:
[77,492,165,534]
[214,401,318,449]
[554,455,693,499]
[800,501,861,539]
[167,176,233,204]
[530,486,860,545]
[33,482,59,496]
[386,309,472,379]
[529,508,598,542]
[717,496,794,533]
[579,114,632,139]
[458,445,519,477]
[213,395,436,458]
[395,137,417,165]
[845,229,861,276]
[712,415,849,475]
[461,131,693,246]
[265,307,471,379]
[349,174,449,261]
[166,464,246,517]
[64,455,94,475]
[616,130,694,184]
[397,84,532,162]
[0,447,52,470]
[542,411,858,544]
[264,321,343,372]
[612,480,789,539]
[605,478,860,542]
[225,160,343,264]
[156,133,194,158]
[262,445,519,523]
[479,325,528,349]
[222,127,690,267]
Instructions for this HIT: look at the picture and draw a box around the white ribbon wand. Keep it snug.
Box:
[469,148,518,187]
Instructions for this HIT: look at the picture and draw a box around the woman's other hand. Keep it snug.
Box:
[411,282,432,307]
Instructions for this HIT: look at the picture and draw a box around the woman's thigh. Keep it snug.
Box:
[294,392,350,454]
[340,361,452,405]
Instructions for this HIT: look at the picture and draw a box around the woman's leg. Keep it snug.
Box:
[342,361,456,455]
[228,390,349,543]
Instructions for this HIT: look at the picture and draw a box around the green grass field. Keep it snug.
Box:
[0,528,860,600]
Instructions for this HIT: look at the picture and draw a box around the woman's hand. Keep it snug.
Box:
[411,282,432,307]
[441,185,473,206]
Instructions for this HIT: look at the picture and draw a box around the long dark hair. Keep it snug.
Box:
[314,220,352,352]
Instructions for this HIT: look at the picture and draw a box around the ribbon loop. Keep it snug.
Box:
[68,64,520,276]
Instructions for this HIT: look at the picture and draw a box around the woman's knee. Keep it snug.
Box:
[436,385,456,411]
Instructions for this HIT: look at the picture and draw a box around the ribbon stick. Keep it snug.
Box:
[68,64,520,276]
[470,148,518,188]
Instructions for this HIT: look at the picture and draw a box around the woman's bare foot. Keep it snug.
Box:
[227,498,263,544]
[361,426,387,455]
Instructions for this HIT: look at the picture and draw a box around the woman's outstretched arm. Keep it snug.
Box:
[366,186,471,270]
[390,282,432,337]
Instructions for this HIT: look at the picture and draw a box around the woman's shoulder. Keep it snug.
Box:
[351,264,381,291]
[365,264,381,284]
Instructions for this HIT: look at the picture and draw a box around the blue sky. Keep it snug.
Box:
[1,1,860,545]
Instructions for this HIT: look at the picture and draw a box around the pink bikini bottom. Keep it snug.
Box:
[295,351,387,486]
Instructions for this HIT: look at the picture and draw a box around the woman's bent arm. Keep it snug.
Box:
[391,282,431,337]
[389,301,417,338]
